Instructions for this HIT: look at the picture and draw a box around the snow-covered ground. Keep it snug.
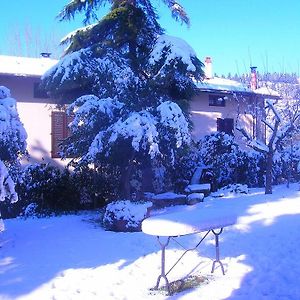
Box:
[1,184,300,300]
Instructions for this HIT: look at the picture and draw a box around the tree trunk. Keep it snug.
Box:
[120,164,133,199]
[265,151,273,194]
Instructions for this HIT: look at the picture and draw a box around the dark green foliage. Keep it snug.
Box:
[170,144,199,193]
[198,132,265,190]
[42,0,204,198]
[1,163,115,218]
[58,0,189,27]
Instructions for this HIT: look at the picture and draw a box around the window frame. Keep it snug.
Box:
[209,94,226,107]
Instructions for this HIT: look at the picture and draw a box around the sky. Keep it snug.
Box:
[1,0,300,76]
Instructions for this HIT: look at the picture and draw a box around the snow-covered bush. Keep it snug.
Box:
[198,132,265,189]
[212,184,249,197]
[103,200,152,232]
[273,142,300,185]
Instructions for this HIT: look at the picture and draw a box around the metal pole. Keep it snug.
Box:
[211,228,225,275]
[155,236,171,294]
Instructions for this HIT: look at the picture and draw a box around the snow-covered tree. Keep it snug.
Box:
[0,86,27,231]
[42,1,204,197]
[238,95,300,194]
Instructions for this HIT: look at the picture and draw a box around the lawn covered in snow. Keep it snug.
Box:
[1,184,300,299]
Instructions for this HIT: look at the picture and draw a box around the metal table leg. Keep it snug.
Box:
[155,236,171,294]
[211,228,225,275]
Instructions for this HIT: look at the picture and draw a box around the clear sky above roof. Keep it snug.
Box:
[1,0,299,76]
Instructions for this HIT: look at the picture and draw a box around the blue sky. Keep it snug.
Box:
[1,0,300,76]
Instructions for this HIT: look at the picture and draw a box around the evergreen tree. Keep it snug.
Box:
[0,86,27,231]
[42,1,204,197]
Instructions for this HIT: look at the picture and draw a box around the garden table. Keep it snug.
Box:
[142,204,237,294]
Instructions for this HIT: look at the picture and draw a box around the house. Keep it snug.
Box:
[0,55,279,166]
[0,55,62,165]
[191,58,279,144]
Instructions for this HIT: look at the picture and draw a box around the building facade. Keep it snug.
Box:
[0,55,278,165]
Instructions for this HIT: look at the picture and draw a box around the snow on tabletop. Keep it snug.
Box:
[142,203,237,236]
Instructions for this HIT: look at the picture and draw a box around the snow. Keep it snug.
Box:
[84,101,190,161]
[103,200,152,229]
[0,161,18,204]
[157,101,190,148]
[0,86,27,151]
[152,192,186,200]
[248,140,269,153]
[149,34,198,72]
[185,183,211,193]
[1,184,300,299]
[0,55,58,77]
[254,86,280,97]
[141,203,237,236]
[196,77,252,94]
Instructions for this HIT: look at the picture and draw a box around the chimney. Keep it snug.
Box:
[204,56,213,79]
[40,52,51,58]
[250,66,257,90]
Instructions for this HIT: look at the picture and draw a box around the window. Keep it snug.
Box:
[33,82,49,99]
[209,95,226,107]
[51,111,73,158]
[217,118,234,135]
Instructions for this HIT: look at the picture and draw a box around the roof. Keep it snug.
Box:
[196,77,252,94]
[254,86,280,97]
[0,55,281,99]
[196,77,280,98]
[0,55,58,77]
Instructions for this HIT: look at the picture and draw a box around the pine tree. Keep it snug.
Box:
[42,1,204,198]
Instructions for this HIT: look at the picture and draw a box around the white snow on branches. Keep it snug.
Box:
[157,101,190,147]
[42,48,135,93]
[0,86,27,147]
[86,101,190,160]
[149,34,197,72]
[68,95,124,128]
[0,161,18,203]
[109,111,160,158]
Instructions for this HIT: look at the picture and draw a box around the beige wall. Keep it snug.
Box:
[190,92,257,143]
[1,74,66,167]
[1,73,265,166]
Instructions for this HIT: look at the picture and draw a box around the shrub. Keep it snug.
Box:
[103,200,152,232]
[16,163,81,216]
[198,132,265,189]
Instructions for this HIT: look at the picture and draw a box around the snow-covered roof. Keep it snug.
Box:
[196,77,252,94]
[0,55,58,77]
[196,77,280,98]
[254,86,280,97]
